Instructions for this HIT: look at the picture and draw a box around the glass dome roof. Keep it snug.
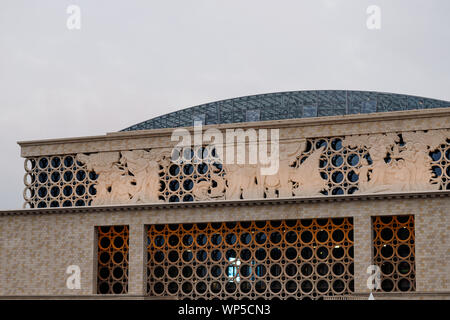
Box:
[121,90,450,131]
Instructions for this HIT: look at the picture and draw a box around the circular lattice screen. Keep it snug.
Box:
[97,225,129,294]
[160,146,225,202]
[372,215,415,292]
[430,139,450,190]
[23,155,97,208]
[294,137,370,196]
[146,218,354,299]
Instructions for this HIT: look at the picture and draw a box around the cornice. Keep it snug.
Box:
[17,107,450,148]
[1,190,448,217]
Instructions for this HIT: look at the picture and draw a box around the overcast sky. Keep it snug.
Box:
[0,0,449,210]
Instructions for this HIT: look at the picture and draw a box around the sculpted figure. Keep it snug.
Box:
[224,140,327,199]
[121,150,162,203]
[262,141,306,198]
[355,158,371,193]
[107,168,135,204]
[224,164,262,200]
[343,130,448,193]
[192,174,226,201]
[76,152,127,205]
[210,175,226,198]
[402,130,447,190]
[343,133,398,193]
[192,180,210,201]
[291,146,327,196]
[77,148,172,205]
[390,141,437,191]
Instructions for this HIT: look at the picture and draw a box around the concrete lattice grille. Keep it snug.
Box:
[161,146,225,202]
[372,215,416,292]
[23,155,97,208]
[146,218,354,299]
[294,137,370,196]
[430,142,450,190]
[97,225,129,294]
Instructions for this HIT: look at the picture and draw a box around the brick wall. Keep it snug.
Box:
[0,196,448,297]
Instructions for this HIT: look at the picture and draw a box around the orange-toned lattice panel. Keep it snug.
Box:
[372,215,415,292]
[146,218,354,300]
[97,225,129,294]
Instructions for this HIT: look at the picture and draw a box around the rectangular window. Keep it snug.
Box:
[146,218,354,299]
[97,225,129,294]
[372,215,415,292]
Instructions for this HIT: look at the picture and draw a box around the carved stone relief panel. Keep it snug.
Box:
[343,130,449,193]
[76,149,173,206]
[292,137,370,197]
[22,129,450,207]
[160,146,226,203]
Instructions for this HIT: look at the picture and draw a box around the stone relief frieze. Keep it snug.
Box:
[223,141,326,200]
[76,149,172,205]
[192,174,226,201]
[343,130,449,193]
[23,129,449,208]
[291,146,328,197]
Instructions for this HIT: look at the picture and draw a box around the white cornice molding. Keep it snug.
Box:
[17,107,450,147]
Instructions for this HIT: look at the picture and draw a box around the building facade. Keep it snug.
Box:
[0,91,449,299]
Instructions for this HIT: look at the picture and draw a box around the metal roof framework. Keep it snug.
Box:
[121,90,450,131]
